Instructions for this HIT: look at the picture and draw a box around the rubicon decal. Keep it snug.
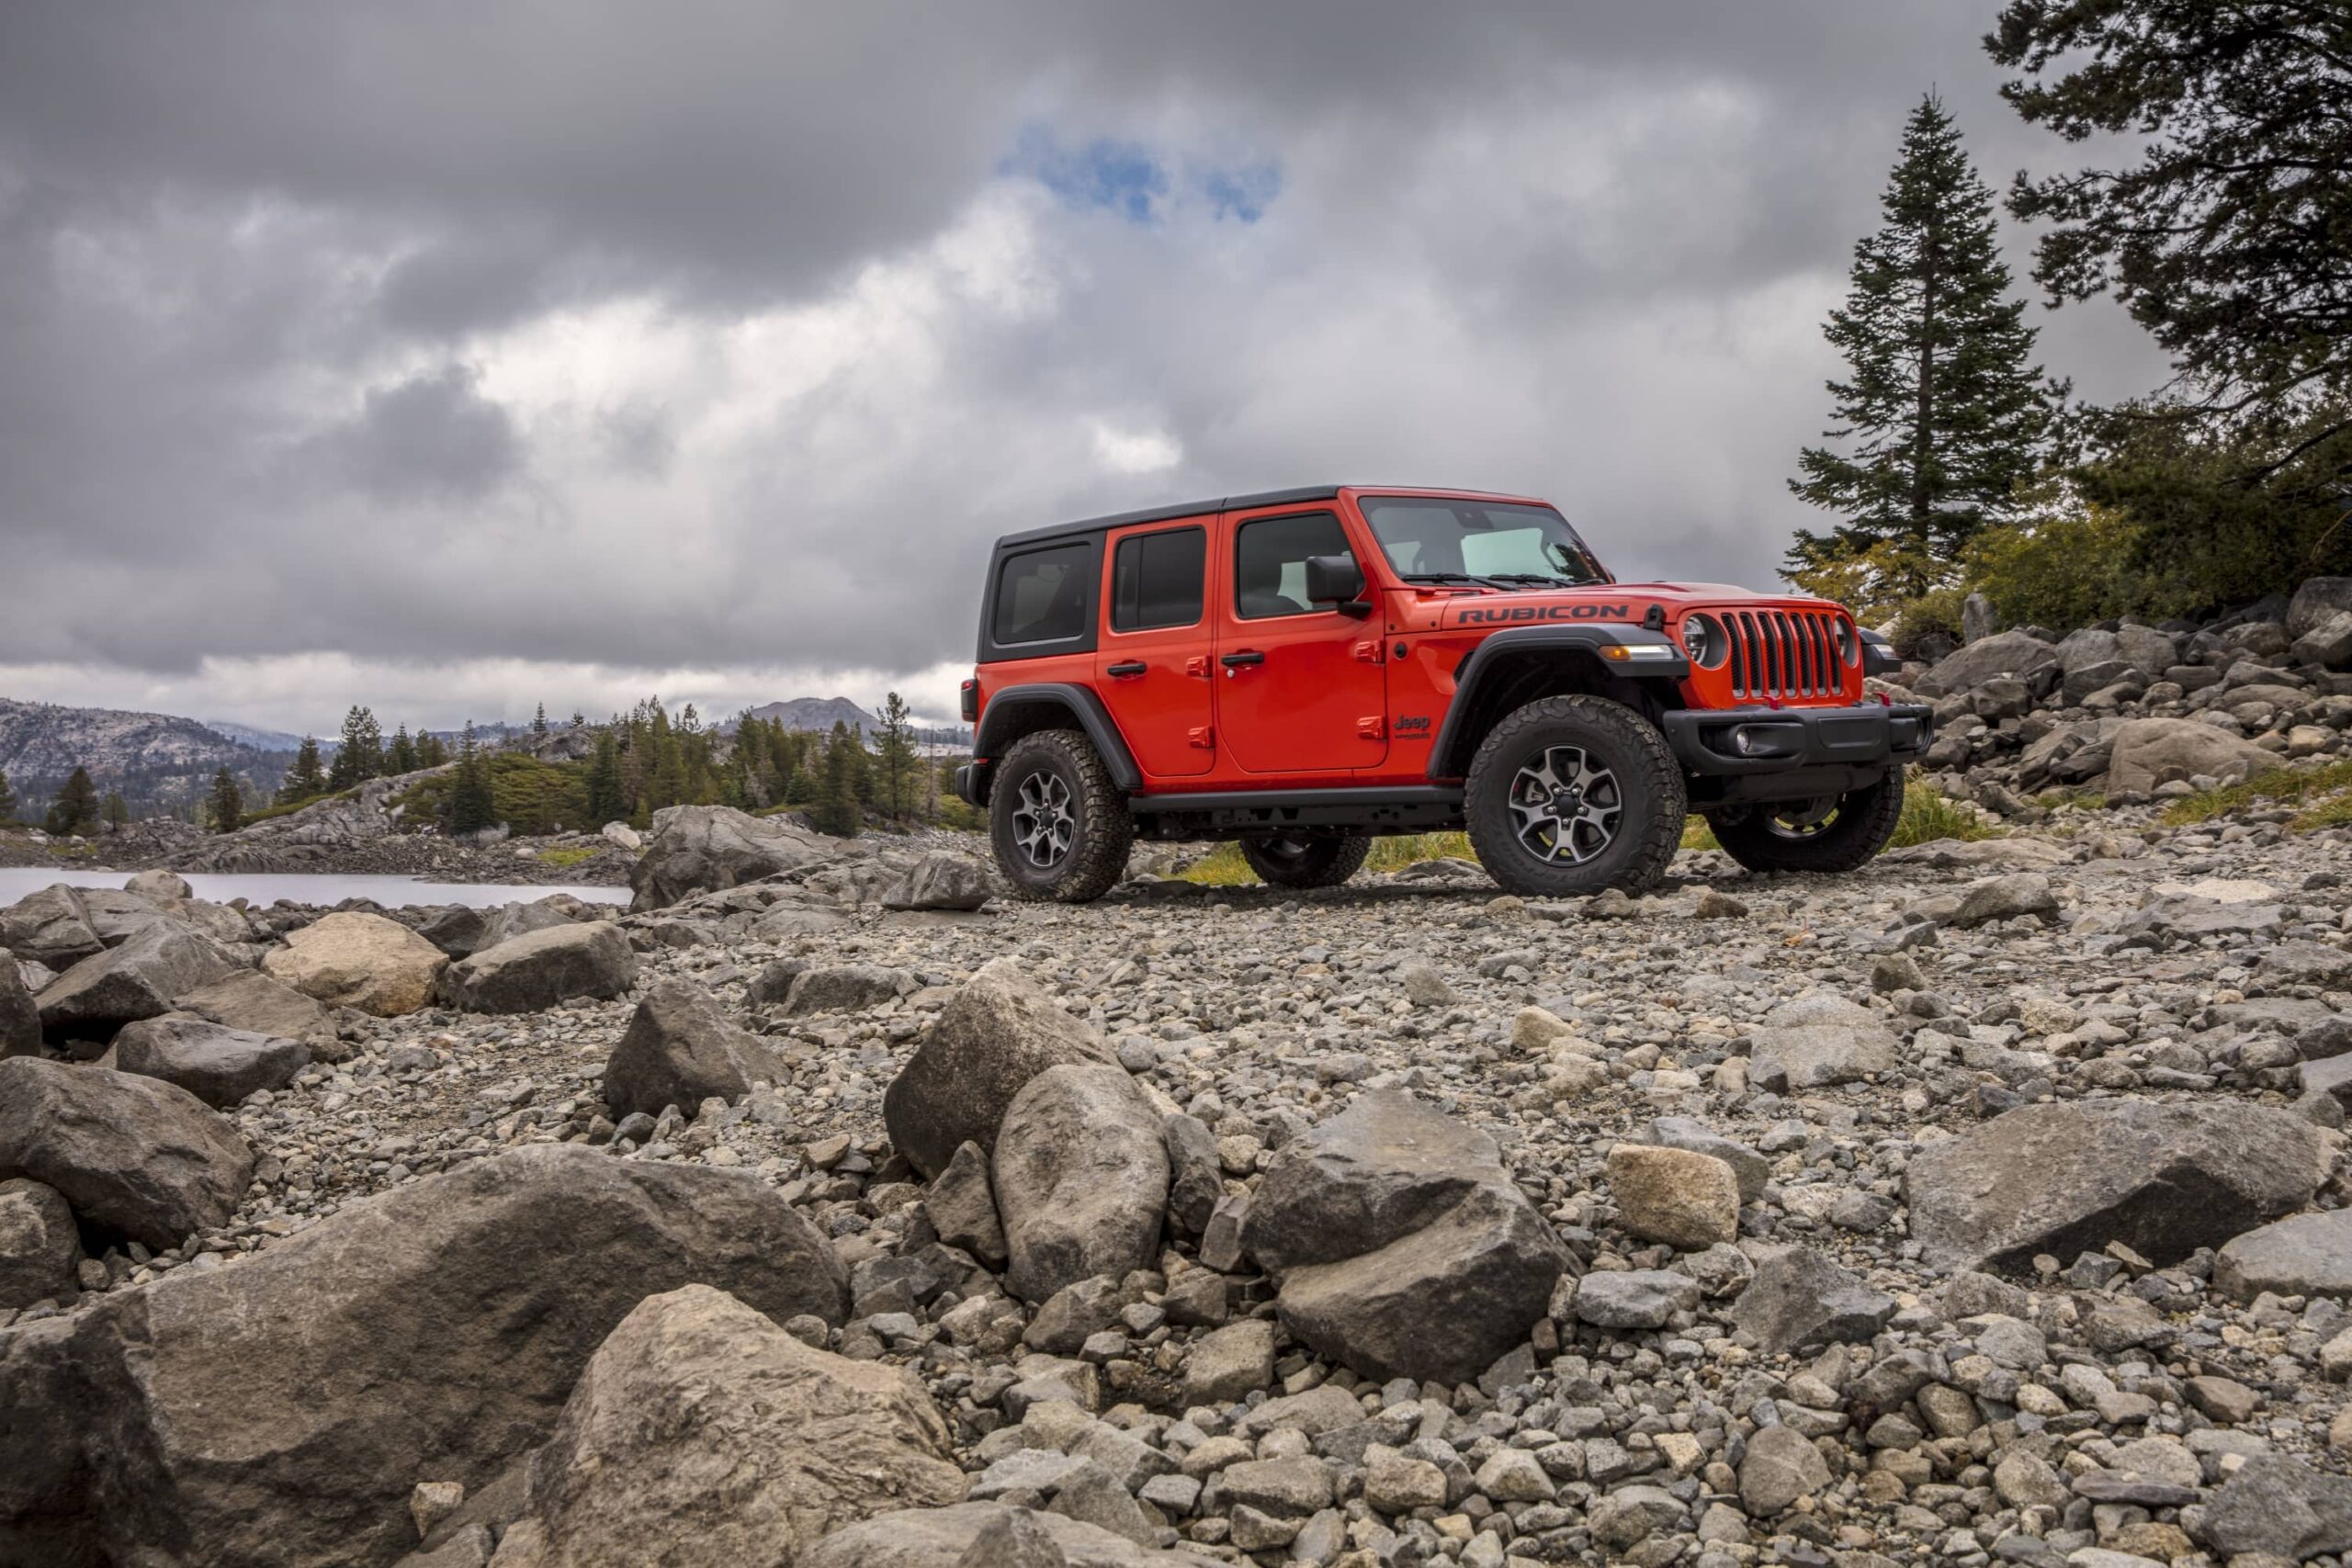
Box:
[1450,603,1632,625]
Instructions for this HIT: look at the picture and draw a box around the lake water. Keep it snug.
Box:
[0,867,627,910]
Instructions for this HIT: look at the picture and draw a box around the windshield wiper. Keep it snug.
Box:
[1482,572,1589,589]
[1402,571,1520,592]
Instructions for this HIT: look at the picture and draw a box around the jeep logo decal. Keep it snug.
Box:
[1453,603,1632,625]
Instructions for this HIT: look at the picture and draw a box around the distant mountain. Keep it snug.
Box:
[733,696,882,734]
[202,719,307,753]
[0,698,286,818]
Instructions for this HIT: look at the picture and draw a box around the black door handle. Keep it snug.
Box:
[1105,661,1147,677]
[1220,650,1266,668]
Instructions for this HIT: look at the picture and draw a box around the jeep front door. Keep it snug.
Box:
[1214,505,1388,777]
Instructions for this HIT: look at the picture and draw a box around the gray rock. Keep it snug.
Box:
[1639,1117,1770,1202]
[6,1143,848,1568]
[175,969,334,1050]
[2288,576,2352,638]
[0,958,36,1060]
[2115,623,2179,680]
[1951,873,2058,929]
[1747,999,1900,1091]
[1727,1246,1894,1355]
[0,1055,253,1247]
[924,1140,1008,1269]
[437,921,638,1014]
[472,898,582,953]
[111,1012,308,1108]
[805,1503,1197,1567]
[499,1284,965,1564]
[262,911,447,1017]
[1182,1317,1276,1405]
[2292,609,2352,671]
[883,958,1117,1180]
[2215,1210,2352,1303]
[600,978,788,1121]
[2199,1453,2352,1561]
[1161,1112,1222,1236]
[36,922,244,1037]
[2261,941,2352,987]
[1914,629,2057,699]
[785,964,916,1015]
[1906,1100,2326,1270]
[0,884,104,968]
[2102,716,2277,795]
[993,1065,1168,1303]
[1239,1089,1501,1275]
[628,804,844,911]
[1571,1269,1701,1329]
[0,1178,76,1310]
[1738,1425,1829,1515]
[1961,592,1996,645]
[881,852,994,911]
[413,904,492,959]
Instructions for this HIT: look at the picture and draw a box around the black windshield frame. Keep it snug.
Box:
[1356,496,1613,588]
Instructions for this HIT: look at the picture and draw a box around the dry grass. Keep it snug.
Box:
[2160,760,2352,829]
[1175,831,1478,886]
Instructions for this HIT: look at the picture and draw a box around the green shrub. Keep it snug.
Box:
[1890,775,1999,846]
[396,754,592,837]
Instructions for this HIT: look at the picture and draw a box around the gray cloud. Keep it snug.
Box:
[0,1,2171,727]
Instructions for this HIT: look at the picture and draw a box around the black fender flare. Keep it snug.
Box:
[1428,626,1689,780]
[971,683,1143,795]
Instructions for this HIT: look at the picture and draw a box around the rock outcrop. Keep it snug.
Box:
[437,921,637,1013]
[628,805,844,911]
[262,911,447,1017]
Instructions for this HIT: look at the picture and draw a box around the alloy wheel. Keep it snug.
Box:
[1010,769,1076,869]
[1507,745,1623,864]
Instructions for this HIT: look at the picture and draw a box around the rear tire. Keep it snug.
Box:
[1704,767,1905,874]
[1464,695,1685,898]
[988,730,1133,903]
[1239,832,1371,889]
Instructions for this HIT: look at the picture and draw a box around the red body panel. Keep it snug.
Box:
[969,486,1866,795]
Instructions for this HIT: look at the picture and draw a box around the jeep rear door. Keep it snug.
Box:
[1212,502,1388,777]
[1092,518,1216,780]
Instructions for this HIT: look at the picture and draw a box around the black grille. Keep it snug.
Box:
[1724,609,1849,698]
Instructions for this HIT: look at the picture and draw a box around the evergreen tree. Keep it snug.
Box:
[101,792,130,831]
[533,703,548,736]
[0,767,16,822]
[810,726,862,837]
[277,737,327,804]
[416,732,450,769]
[875,693,920,825]
[326,705,384,790]
[1788,94,2061,604]
[384,725,419,775]
[448,723,498,835]
[570,711,586,729]
[585,729,628,824]
[44,767,99,837]
[205,767,243,834]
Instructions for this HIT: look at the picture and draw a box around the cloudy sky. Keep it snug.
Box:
[0,2,2164,734]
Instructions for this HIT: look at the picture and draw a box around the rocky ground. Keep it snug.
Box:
[2,581,2352,1568]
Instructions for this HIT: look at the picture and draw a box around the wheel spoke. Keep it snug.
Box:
[1509,746,1623,865]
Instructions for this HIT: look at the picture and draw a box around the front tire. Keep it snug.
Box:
[1464,695,1685,898]
[1239,831,1371,889]
[1705,767,1905,874]
[988,730,1133,903]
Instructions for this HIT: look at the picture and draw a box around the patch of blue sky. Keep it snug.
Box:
[1002,123,1279,226]
[1201,163,1280,223]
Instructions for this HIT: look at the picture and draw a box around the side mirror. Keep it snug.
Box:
[1303,554,1368,614]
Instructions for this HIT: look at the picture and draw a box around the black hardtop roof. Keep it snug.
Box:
[989,484,1532,552]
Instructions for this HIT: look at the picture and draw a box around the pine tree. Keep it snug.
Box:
[417,732,450,769]
[875,693,920,825]
[585,730,628,824]
[533,703,548,736]
[101,792,130,831]
[277,737,327,804]
[384,725,419,775]
[0,767,17,822]
[205,767,243,834]
[448,723,498,834]
[44,767,99,837]
[326,706,385,790]
[811,727,862,837]
[1788,94,2061,606]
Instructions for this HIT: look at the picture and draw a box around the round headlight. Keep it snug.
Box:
[1681,614,1726,669]
[1835,617,1860,666]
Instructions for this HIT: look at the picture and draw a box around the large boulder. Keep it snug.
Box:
[1912,630,2057,699]
[1745,995,1899,1092]
[993,1065,1169,1303]
[0,959,36,1059]
[437,922,637,1014]
[175,969,336,1051]
[0,1178,77,1310]
[6,1143,848,1568]
[627,805,842,911]
[0,1056,253,1247]
[600,979,789,1121]
[2288,576,2352,639]
[1726,1246,1894,1354]
[262,912,447,1018]
[2214,1210,2352,1303]
[2101,716,2278,795]
[806,1503,1200,1567]
[884,958,1117,1180]
[1906,1100,2324,1271]
[880,852,994,912]
[111,1012,308,1109]
[784,964,916,1015]
[0,884,104,967]
[2199,1454,2352,1562]
[36,923,244,1037]
[490,1285,965,1567]
[2114,624,2179,681]
[1239,1091,1569,1384]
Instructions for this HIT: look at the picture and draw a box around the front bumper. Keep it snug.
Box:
[1661,701,1932,776]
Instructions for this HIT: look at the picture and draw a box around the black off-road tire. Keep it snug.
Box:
[1239,831,1373,889]
[1705,766,1905,875]
[1464,695,1686,898]
[989,729,1134,903]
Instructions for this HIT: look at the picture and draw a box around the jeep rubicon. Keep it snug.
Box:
[954,485,1929,901]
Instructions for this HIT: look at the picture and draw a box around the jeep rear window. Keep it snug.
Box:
[1111,526,1205,631]
[992,542,1092,646]
[1360,498,1610,586]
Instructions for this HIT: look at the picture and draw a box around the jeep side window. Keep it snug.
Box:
[1233,512,1354,620]
[1110,527,1205,632]
[992,542,1092,646]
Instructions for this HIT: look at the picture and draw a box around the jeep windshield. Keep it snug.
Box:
[1359,497,1611,589]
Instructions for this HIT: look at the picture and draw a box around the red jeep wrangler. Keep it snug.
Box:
[954,485,1929,901]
